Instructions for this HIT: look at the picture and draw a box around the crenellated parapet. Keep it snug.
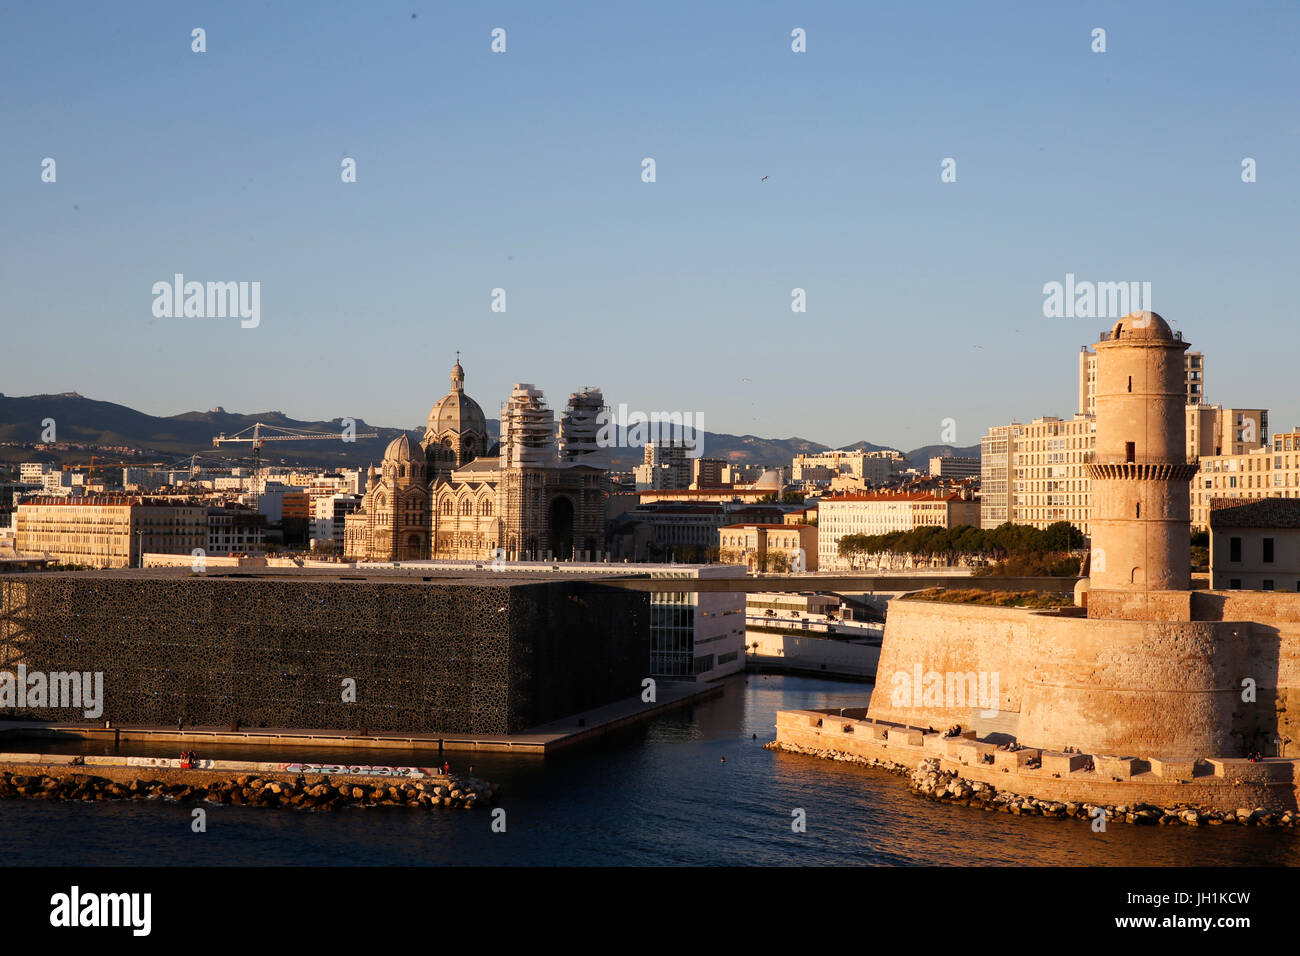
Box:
[1085,462,1199,482]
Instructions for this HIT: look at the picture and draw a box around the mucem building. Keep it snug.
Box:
[0,567,649,735]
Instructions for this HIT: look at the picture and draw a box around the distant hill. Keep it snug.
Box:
[902,443,983,471]
[0,393,412,470]
[0,393,979,473]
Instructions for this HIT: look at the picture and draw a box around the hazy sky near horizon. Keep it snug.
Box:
[2,1,1298,451]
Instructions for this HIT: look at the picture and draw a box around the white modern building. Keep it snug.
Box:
[312,493,364,551]
[20,462,52,485]
[648,564,747,681]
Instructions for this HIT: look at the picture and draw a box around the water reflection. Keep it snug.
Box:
[1,674,1296,866]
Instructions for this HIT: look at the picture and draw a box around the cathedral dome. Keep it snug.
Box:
[426,359,488,439]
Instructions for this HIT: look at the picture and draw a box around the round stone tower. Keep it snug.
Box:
[1085,312,1198,614]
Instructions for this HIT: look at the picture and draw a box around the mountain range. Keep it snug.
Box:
[0,393,978,473]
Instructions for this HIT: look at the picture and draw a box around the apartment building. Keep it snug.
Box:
[19,462,52,485]
[817,490,979,570]
[1078,345,1204,415]
[206,504,268,555]
[14,496,207,568]
[717,522,818,572]
[980,415,1095,531]
[311,493,364,551]
[928,455,980,479]
[792,450,906,485]
[633,441,694,491]
[691,457,727,489]
[979,424,1020,527]
[608,500,787,561]
[1187,405,1268,460]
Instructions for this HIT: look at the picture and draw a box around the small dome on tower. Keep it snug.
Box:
[1109,312,1174,341]
[383,433,415,462]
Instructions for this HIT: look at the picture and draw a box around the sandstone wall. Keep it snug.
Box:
[1015,616,1247,756]
[776,710,1299,813]
[867,598,1300,759]
[865,600,1032,730]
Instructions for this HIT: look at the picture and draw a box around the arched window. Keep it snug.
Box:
[461,498,473,516]
[480,499,493,517]
[441,499,453,516]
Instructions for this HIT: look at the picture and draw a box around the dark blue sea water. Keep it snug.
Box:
[3,674,1298,866]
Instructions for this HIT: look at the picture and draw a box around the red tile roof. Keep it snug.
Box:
[821,491,966,503]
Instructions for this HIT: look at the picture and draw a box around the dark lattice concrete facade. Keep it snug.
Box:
[0,570,648,734]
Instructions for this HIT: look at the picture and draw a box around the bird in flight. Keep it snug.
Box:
[760,176,769,182]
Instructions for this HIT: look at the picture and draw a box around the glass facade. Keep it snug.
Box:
[649,595,697,677]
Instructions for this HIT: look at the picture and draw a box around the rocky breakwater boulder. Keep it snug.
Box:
[764,746,1300,830]
[908,758,994,807]
[903,762,1298,828]
[0,768,500,812]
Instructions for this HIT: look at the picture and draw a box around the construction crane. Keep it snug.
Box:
[212,422,379,509]
[61,457,165,482]
[166,452,249,480]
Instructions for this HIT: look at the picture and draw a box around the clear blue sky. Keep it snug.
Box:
[2,1,1297,451]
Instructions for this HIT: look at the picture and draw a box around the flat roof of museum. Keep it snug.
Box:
[0,566,643,586]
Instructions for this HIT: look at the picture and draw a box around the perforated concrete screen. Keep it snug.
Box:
[0,571,649,735]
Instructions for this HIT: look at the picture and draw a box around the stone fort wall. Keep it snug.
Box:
[0,574,649,735]
[776,710,1299,813]
[866,597,1300,759]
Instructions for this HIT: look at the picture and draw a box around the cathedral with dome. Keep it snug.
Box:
[343,359,611,562]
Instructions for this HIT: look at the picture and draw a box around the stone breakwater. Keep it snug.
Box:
[0,765,499,811]
[769,740,1300,828]
[774,708,1300,816]
[904,757,1296,828]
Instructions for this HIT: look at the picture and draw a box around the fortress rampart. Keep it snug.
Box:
[775,710,1300,814]
[776,315,1300,818]
[865,598,1300,758]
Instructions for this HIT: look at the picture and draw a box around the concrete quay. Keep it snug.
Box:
[0,754,497,810]
[0,679,722,755]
